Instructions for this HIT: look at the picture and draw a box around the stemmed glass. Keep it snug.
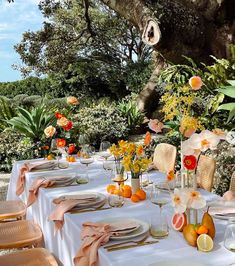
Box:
[150,184,169,238]
[80,145,94,182]
[99,141,111,160]
[50,139,60,167]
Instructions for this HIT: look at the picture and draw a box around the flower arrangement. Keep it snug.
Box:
[44,96,80,156]
[109,140,152,179]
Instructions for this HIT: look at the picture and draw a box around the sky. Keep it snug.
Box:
[0,0,43,82]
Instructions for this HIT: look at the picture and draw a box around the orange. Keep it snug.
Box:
[106,184,116,194]
[47,154,54,160]
[113,189,123,196]
[196,225,208,235]
[135,189,146,200]
[131,194,140,203]
[66,156,76,162]
[122,189,132,198]
[122,185,131,191]
[77,151,81,157]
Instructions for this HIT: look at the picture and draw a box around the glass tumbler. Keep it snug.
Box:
[224,218,235,252]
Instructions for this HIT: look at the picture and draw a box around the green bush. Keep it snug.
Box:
[75,102,129,146]
[22,95,42,108]
[0,131,33,172]
[117,95,144,132]
[0,96,16,131]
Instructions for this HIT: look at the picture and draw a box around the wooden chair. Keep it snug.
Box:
[0,200,26,222]
[153,143,177,173]
[229,171,235,192]
[196,155,216,192]
[0,248,58,266]
[0,220,43,249]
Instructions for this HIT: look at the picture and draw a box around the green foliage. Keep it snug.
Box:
[75,102,129,147]
[0,77,51,98]
[0,131,33,172]
[0,96,16,131]
[117,96,144,131]
[7,104,55,142]
[217,80,235,122]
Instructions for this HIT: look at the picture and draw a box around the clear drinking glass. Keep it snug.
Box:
[80,145,94,180]
[50,139,60,166]
[150,184,169,216]
[99,141,111,160]
[224,218,235,252]
[150,212,169,238]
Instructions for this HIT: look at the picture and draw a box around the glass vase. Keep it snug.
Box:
[131,177,140,194]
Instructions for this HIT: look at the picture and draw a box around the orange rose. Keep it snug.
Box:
[189,76,203,91]
[166,170,175,182]
[44,126,56,138]
[67,96,79,105]
[56,138,66,148]
[144,131,151,146]
[57,117,69,127]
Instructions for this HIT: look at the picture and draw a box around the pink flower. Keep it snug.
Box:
[189,76,203,91]
[148,119,164,133]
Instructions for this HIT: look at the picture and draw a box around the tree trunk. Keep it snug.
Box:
[100,0,235,115]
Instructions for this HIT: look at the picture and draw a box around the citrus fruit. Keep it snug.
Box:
[122,185,131,191]
[135,189,146,200]
[196,225,208,235]
[113,189,123,196]
[171,213,187,231]
[47,154,54,160]
[131,194,140,203]
[106,184,116,194]
[197,234,213,252]
[122,189,132,198]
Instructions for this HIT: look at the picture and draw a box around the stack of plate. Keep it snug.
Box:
[99,217,149,240]
[31,161,57,171]
[208,200,235,220]
[53,192,107,210]
[44,175,76,187]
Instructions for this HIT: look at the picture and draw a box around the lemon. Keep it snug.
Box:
[197,234,214,252]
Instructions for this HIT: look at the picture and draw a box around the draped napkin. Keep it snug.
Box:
[27,177,56,207]
[74,221,139,266]
[48,194,97,232]
[16,161,55,196]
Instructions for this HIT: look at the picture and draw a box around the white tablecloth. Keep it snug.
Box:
[7,159,235,266]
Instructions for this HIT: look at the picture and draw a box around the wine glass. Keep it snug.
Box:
[150,184,169,215]
[103,161,114,179]
[150,184,169,238]
[80,145,94,181]
[50,139,60,166]
[99,141,111,160]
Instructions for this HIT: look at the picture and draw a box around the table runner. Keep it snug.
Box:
[7,158,235,266]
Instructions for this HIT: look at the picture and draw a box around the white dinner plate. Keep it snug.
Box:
[98,217,149,240]
[208,201,235,220]
[63,192,107,210]
[148,261,205,266]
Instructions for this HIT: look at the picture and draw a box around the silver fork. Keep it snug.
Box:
[103,235,148,249]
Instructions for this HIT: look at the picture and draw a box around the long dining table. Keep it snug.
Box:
[7,158,235,266]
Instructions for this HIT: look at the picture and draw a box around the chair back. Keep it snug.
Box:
[153,143,176,173]
[196,155,216,192]
[229,171,235,192]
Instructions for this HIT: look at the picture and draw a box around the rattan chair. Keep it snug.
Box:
[153,143,177,173]
[0,248,58,266]
[196,155,216,192]
[229,171,235,192]
[0,220,43,249]
[0,200,26,222]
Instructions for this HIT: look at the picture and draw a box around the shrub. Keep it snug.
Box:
[75,103,129,147]
[0,131,34,172]
[0,96,16,132]
[22,95,42,108]
[117,94,144,132]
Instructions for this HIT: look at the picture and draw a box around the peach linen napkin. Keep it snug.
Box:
[27,177,56,207]
[16,161,54,196]
[48,195,97,233]
[74,221,139,266]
